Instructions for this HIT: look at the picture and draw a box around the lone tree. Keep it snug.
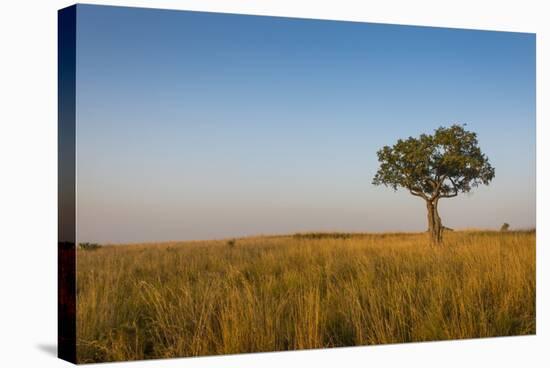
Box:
[372,124,495,244]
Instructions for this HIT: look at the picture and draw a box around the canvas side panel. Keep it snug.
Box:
[58,4,77,364]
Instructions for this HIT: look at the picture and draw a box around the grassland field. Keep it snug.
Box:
[76,230,535,363]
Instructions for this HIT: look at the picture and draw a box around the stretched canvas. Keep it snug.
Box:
[58,4,536,364]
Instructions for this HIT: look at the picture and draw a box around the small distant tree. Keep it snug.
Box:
[500,223,510,232]
[373,124,495,245]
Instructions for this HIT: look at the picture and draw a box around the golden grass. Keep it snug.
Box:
[76,230,535,363]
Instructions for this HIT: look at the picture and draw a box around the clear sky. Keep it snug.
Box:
[75,4,536,243]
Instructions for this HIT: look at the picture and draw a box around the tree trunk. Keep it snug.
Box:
[426,199,443,245]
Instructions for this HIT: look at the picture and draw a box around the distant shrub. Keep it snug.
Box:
[79,242,101,251]
[500,223,510,232]
[293,232,354,240]
[227,239,236,248]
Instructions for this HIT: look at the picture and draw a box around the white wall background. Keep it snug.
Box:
[0,0,547,367]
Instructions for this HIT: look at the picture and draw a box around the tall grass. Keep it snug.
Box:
[76,231,535,363]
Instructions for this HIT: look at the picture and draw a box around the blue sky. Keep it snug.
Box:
[75,5,535,243]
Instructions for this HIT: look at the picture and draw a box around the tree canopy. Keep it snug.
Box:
[372,124,495,202]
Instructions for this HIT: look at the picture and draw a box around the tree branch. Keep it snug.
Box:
[439,192,458,198]
[439,177,458,198]
[430,175,447,201]
[409,188,428,200]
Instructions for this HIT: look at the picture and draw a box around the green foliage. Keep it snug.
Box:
[372,124,495,201]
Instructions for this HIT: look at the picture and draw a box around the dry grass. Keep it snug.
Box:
[76,230,535,363]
